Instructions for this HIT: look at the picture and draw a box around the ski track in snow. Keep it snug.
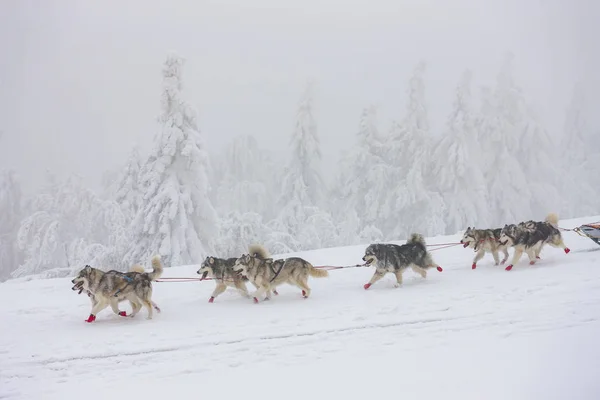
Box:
[1,216,600,399]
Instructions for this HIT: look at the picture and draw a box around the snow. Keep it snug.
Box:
[2,215,600,400]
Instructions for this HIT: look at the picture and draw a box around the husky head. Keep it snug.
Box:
[460,227,477,248]
[233,254,253,276]
[499,224,518,247]
[362,244,380,265]
[197,257,216,280]
[71,265,94,293]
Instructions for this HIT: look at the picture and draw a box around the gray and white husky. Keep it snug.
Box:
[460,227,510,269]
[196,244,275,303]
[71,255,163,322]
[233,245,329,303]
[499,213,570,271]
[361,233,442,290]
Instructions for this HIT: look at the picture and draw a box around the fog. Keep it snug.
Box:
[1,0,597,194]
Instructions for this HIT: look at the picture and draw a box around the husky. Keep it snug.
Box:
[233,245,329,303]
[499,213,571,271]
[196,244,276,303]
[71,255,163,322]
[361,233,442,290]
[460,227,510,269]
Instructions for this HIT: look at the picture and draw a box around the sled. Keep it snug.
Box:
[575,223,600,246]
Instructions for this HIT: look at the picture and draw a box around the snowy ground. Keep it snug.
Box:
[2,216,600,400]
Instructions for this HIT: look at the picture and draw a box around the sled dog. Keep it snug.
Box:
[460,227,510,269]
[499,212,570,271]
[233,245,329,303]
[361,233,442,289]
[196,244,276,303]
[71,255,163,322]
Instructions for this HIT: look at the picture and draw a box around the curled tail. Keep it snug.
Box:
[147,255,164,281]
[248,244,270,259]
[545,212,559,228]
[407,232,426,247]
[307,262,329,278]
[130,264,145,273]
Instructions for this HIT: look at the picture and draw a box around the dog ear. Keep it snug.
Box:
[209,257,214,265]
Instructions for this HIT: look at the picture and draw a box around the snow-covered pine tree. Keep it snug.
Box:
[385,61,446,238]
[114,145,143,222]
[518,114,563,220]
[476,54,532,225]
[329,105,393,244]
[0,169,22,281]
[433,69,488,233]
[12,173,117,279]
[126,53,218,267]
[276,82,335,250]
[561,83,598,217]
[215,135,278,220]
[281,81,324,209]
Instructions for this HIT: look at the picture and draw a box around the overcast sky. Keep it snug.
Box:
[1,0,598,194]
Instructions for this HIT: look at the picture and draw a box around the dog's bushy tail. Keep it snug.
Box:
[249,244,270,259]
[545,212,559,227]
[147,255,164,281]
[407,232,426,247]
[307,262,329,278]
[130,264,145,273]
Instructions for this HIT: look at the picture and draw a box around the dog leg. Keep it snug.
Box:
[411,265,428,279]
[251,285,269,303]
[129,300,142,318]
[209,282,227,303]
[500,249,509,264]
[110,299,128,317]
[364,270,385,290]
[505,248,523,271]
[295,278,311,298]
[142,300,154,320]
[472,249,486,269]
[549,237,571,254]
[491,250,500,266]
[527,248,538,265]
[86,299,109,322]
[393,271,403,288]
[234,280,251,299]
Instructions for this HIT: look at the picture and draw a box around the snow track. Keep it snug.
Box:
[2,216,600,399]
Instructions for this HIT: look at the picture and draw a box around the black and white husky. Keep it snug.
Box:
[499,213,570,271]
[361,233,442,290]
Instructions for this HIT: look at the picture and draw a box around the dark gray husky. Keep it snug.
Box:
[362,233,442,289]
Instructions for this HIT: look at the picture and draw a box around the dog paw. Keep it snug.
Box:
[146,316,153,320]
[118,311,127,317]
[505,265,513,271]
[500,260,507,265]
[273,289,279,295]
[564,248,571,254]
[529,260,536,265]
[208,297,215,303]
[253,297,259,304]
[363,283,371,290]
[85,314,96,323]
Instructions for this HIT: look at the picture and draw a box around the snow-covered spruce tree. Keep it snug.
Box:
[113,145,143,222]
[518,114,563,220]
[12,173,122,279]
[432,69,488,233]
[276,82,335,250]
[0,169,23,281]
[126,53,218,268]
[560,83,598,217]
[214,135,278,221]
[385,61,446,239]
[475,54,532,226]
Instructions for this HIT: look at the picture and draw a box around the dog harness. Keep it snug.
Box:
[113,275,134,297]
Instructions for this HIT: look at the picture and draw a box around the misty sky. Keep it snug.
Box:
[1,0,598,194]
